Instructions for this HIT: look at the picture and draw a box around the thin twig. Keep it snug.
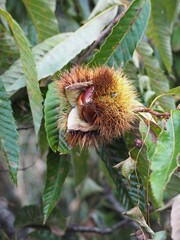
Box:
[65,190,139,236]
[134,107,171,119]
[17,126,34,131]
[76,11,124,65]
[105,192,139,230]
[22,224,49,230]
[0,160,37,172]
[67,219,128,235]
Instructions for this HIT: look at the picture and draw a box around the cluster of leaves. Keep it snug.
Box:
[0,0,180,239]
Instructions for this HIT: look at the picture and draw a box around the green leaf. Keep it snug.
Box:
[29,230,60,240]
[45,0,56,12]
[98,139,146,212]
[125,130,157,208]
[15,204,66,230]
[0,230,9,240]
[0,0,9,29]
[80,177,103,199]
[43,149,70,223]
[0,8,43,136]
[137,41,175,110]
[58,130,70,154]
[15,205,65,239]
[44,82,70,153]
[138,121,162,207]
[89,0,151,68]
[124,61,139,88]
[139,120,162,160]
[44,83,60,152]
[150,110,180,206]
[163,0,180,30]
[46,207,66,230]
[75,0,91,20]
[89,0,124,19]
[135,152,157,206]
[39,119,49,156]
[172,23,180,52]
[22,0,59,42]
[15,205,43,228]
[0,79,19,184]
[2,7,117,96]
[2,33,70,96]
[166,174,180,198]
[166,86,180,95]
[153,231,167,240]
[146,0,178,73]
[0,23,19,72]
[36,6,117,79]
[71,147,88,186]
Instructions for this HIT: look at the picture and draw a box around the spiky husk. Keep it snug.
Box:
[56,66,138,148]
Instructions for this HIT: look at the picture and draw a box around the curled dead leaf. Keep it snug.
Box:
[123,206,154,238]
[113,157,136,183]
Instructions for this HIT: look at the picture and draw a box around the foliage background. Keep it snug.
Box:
[0,0,180,239]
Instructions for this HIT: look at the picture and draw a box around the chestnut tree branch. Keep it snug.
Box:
[17,126,34,131]
[66,191,139,235]
[134,107,171,119]
[105,191,139,230]
[76,10,124,65]
[67,219,128,235]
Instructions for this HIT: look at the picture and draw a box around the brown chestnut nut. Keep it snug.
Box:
[77,86,97,124]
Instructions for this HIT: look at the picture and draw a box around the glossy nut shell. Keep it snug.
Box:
[77,86,97,124]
